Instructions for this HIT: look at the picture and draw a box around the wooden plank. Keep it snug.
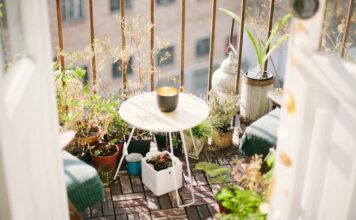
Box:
[116,205,150,215]
[90,202,103,217]
[113,193,145,202]
[193,170,208,186]
[130,175,144,193]
[207,203,219,217]
[168,191,180,208]
[102,187,115,216]
[151,208,187,219]
[116,214,128,220]
[185,206,200,220]
[110,179,123,195]
[196,205,212,219]
[127,213,140,220]
[80,207,90,218]
[115,199,148,208]
[158,194,173,209]
[120,174,133,194]
[146,191,160,210]
[139,212,152,220]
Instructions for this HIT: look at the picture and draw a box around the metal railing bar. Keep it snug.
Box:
[88,0,97,93]
[120,0,127,92]
[207,0,217,93]
[340,0,354,58]
[264,0,275,71]
[150,0,155,91]
[56,0,65,71]
[234,0,247,95]
[180,0,186,92]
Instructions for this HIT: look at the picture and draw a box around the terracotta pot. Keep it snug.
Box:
[82,132,102,146]
[212,129,233,149]
[90,143,120,170]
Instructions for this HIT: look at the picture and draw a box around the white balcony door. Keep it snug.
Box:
[0,0,69,219]
[269,1,356,220]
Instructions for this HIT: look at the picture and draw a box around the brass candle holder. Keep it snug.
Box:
[156,87,179,112]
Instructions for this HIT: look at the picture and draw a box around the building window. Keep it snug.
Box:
[110,0,132,12]
[156,0,175,6]
[156,46,174,66]
[112,58,133,79]
[196,37,210,57]
[61,0,86,22]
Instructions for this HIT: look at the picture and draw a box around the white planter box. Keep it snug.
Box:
[142,151,182,196]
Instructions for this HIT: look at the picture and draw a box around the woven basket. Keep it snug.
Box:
[97,166,114,185]
[212,129,233,149]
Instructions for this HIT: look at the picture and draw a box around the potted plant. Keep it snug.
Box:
[90,141,120,170]
[127,129,152,157]
[208,91,239,149]
[184,121,211,157]
[171,132,182,157]
[154,132,168,152]
[142,151,182,196]
[220,8,291,124]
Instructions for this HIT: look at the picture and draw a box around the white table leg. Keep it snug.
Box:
[168,132,195,207]
[114,127,136,180]
[187,129,199,160]
[179,130,195,207]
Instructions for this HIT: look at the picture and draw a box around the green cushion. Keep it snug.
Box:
[240,108,280,157]
[63,151,104,212]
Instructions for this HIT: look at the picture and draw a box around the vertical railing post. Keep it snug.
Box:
[340,0,354,58]
[234,0,246,95]
[55,0,65,71]
[180,0,186,92]
[264,0,275,71]
[150,0,155,91]
[88,0,97,93]
[120,0,127,93]
[207,0,217,93]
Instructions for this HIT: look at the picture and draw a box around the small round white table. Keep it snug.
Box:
[114,92,209,207]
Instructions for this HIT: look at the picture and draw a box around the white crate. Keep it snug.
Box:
[142,151,182,196]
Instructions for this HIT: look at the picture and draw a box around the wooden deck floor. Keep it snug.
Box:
[81,146,242,220]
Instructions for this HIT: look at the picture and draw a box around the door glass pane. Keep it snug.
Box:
[320,0,356,62]
[0,0,25,75]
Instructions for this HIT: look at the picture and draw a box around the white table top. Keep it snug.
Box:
[119,92,210,132]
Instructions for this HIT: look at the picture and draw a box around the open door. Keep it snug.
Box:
[0,0,69,219]
[269,1,356,220]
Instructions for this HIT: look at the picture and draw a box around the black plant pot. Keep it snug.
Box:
[127,140,151,157]
[79,148,92,164]
[154,133,168,151]
[173,147,182,157]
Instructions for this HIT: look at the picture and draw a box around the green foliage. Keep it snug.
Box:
[171,133,182,149]
[216,186,265,220]
[195,162,230,184]
[56,66,128,144]
[208,91,239,132]
[219,8,291,73]
[191,121,211,139]
[263,149,276,181]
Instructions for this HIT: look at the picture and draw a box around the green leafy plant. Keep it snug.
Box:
[191,121,211,139]
[215,186,265,220]
[195,162,230,184]
[93,142,118,157]
[171,133,182,150]
[220,8,291,78]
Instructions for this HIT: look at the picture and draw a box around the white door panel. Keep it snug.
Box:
[269,0,356,219]
[0,0,69,219]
